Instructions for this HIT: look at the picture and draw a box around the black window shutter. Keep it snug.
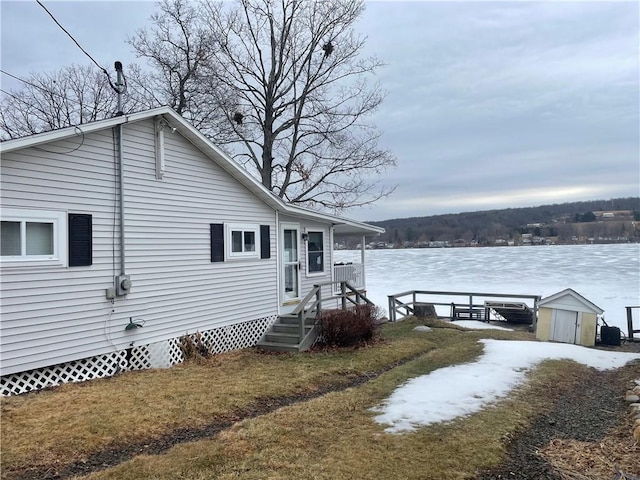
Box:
[210,223,224,262]
[260,225,270,259]
[68,213,92,267]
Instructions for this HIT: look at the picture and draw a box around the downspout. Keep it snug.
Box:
[330,225,335,285]
[361,235,366,292]
[275,209,280,312]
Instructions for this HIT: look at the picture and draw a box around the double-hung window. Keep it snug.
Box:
[226,223,259,259]
[1,208,67,265]
[307,231,324,274]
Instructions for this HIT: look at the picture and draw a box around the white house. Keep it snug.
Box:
[0,107,383,395]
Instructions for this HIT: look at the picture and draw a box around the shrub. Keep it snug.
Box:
[179,331,211,362]
[318,303,382,348]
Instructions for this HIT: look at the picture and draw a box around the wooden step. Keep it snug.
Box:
[278,314,317,326]
[256,340,300,353]
[271,323,313,334]
[264,332,300,345]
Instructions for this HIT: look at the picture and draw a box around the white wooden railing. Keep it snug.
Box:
[333,263,364,293]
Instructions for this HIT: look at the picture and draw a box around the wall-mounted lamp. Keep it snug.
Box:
[124,317,144,330]
[301,233,309,241]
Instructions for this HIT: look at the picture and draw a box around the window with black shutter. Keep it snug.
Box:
[210,223,224,262]
[260,225,270,259]
[68,213,92,267]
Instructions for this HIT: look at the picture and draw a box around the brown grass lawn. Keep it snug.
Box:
[1,318,635,480]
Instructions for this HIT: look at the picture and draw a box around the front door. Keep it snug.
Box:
[281,225,300,303]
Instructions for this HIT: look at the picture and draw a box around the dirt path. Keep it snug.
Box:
[473,362,640,480]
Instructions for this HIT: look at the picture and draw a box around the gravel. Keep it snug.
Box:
[473,361,640,480]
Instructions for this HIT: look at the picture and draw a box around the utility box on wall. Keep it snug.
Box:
[535,288,603,347]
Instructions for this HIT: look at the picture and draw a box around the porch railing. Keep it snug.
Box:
[291,281,374,349]
[333,263,364,293]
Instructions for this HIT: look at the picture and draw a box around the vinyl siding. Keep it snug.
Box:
[1,118,277,376]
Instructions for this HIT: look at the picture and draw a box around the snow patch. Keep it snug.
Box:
[374,339,640,433]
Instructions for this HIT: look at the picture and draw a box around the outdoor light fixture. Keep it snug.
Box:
[124,318,144,330]
[301,233,309,241]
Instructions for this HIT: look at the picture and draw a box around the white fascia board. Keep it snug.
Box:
[0,107,173,154]
[280,203,385,235]
[539,288,604,314]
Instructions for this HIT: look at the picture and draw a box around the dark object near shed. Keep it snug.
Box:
[600,325,621,346]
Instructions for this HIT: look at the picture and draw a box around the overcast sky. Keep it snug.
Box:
[1,1,638,222]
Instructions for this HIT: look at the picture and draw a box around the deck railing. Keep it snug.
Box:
[333,263,364,293]
[626,306,640,341]
[387,290,541,324]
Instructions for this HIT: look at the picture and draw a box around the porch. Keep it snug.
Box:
[332,262,365,293]
[258,280,373,353]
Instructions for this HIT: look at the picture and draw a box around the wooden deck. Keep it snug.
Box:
[388,290,541,326]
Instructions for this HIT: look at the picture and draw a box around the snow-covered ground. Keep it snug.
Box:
[335,243,640,332]
[451,320,513,331]
[373,339,640,433]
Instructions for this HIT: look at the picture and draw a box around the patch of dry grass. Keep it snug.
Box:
[2,318,550,479]
[79,334,579,480]
[1,317,465,475]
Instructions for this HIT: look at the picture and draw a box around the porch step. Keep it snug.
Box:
[257,313,319,353]
[272,323,313,334]
[278,313,318,325]
[255,340,301,353]
[264,332,300,345]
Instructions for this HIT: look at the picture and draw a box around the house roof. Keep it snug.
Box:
[0,107,384,236]
[538,288,604,315]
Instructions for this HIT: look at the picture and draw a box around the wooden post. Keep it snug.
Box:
[298,309,304,342]
[341,282,347,310]
[316,286,322,319]
[388,295,395,322]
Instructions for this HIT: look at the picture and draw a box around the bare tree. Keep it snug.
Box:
[0,64,125,139]
[127,0,235,142]
[200,0,396,210]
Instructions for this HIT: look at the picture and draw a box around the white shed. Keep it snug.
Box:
[535,288,603,346]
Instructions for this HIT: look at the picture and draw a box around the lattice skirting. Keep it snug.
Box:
[1,315,277,396]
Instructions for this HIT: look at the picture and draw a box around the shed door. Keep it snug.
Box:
[551,309,578,344]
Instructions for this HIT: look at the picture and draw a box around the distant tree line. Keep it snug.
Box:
[362,197,640,246]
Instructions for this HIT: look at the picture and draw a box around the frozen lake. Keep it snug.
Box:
[335,243,640,333]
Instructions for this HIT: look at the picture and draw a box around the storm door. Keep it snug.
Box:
[281,225,300,302]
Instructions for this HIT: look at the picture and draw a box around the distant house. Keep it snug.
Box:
[0,107,383,395]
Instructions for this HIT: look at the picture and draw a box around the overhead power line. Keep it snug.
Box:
[35,0,122,93]
[1,69,57,95]
[35,0,107,75]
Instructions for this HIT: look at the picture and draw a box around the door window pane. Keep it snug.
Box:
[1,221,21,256]
[284,230,297,262]
[26,222,54,255]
